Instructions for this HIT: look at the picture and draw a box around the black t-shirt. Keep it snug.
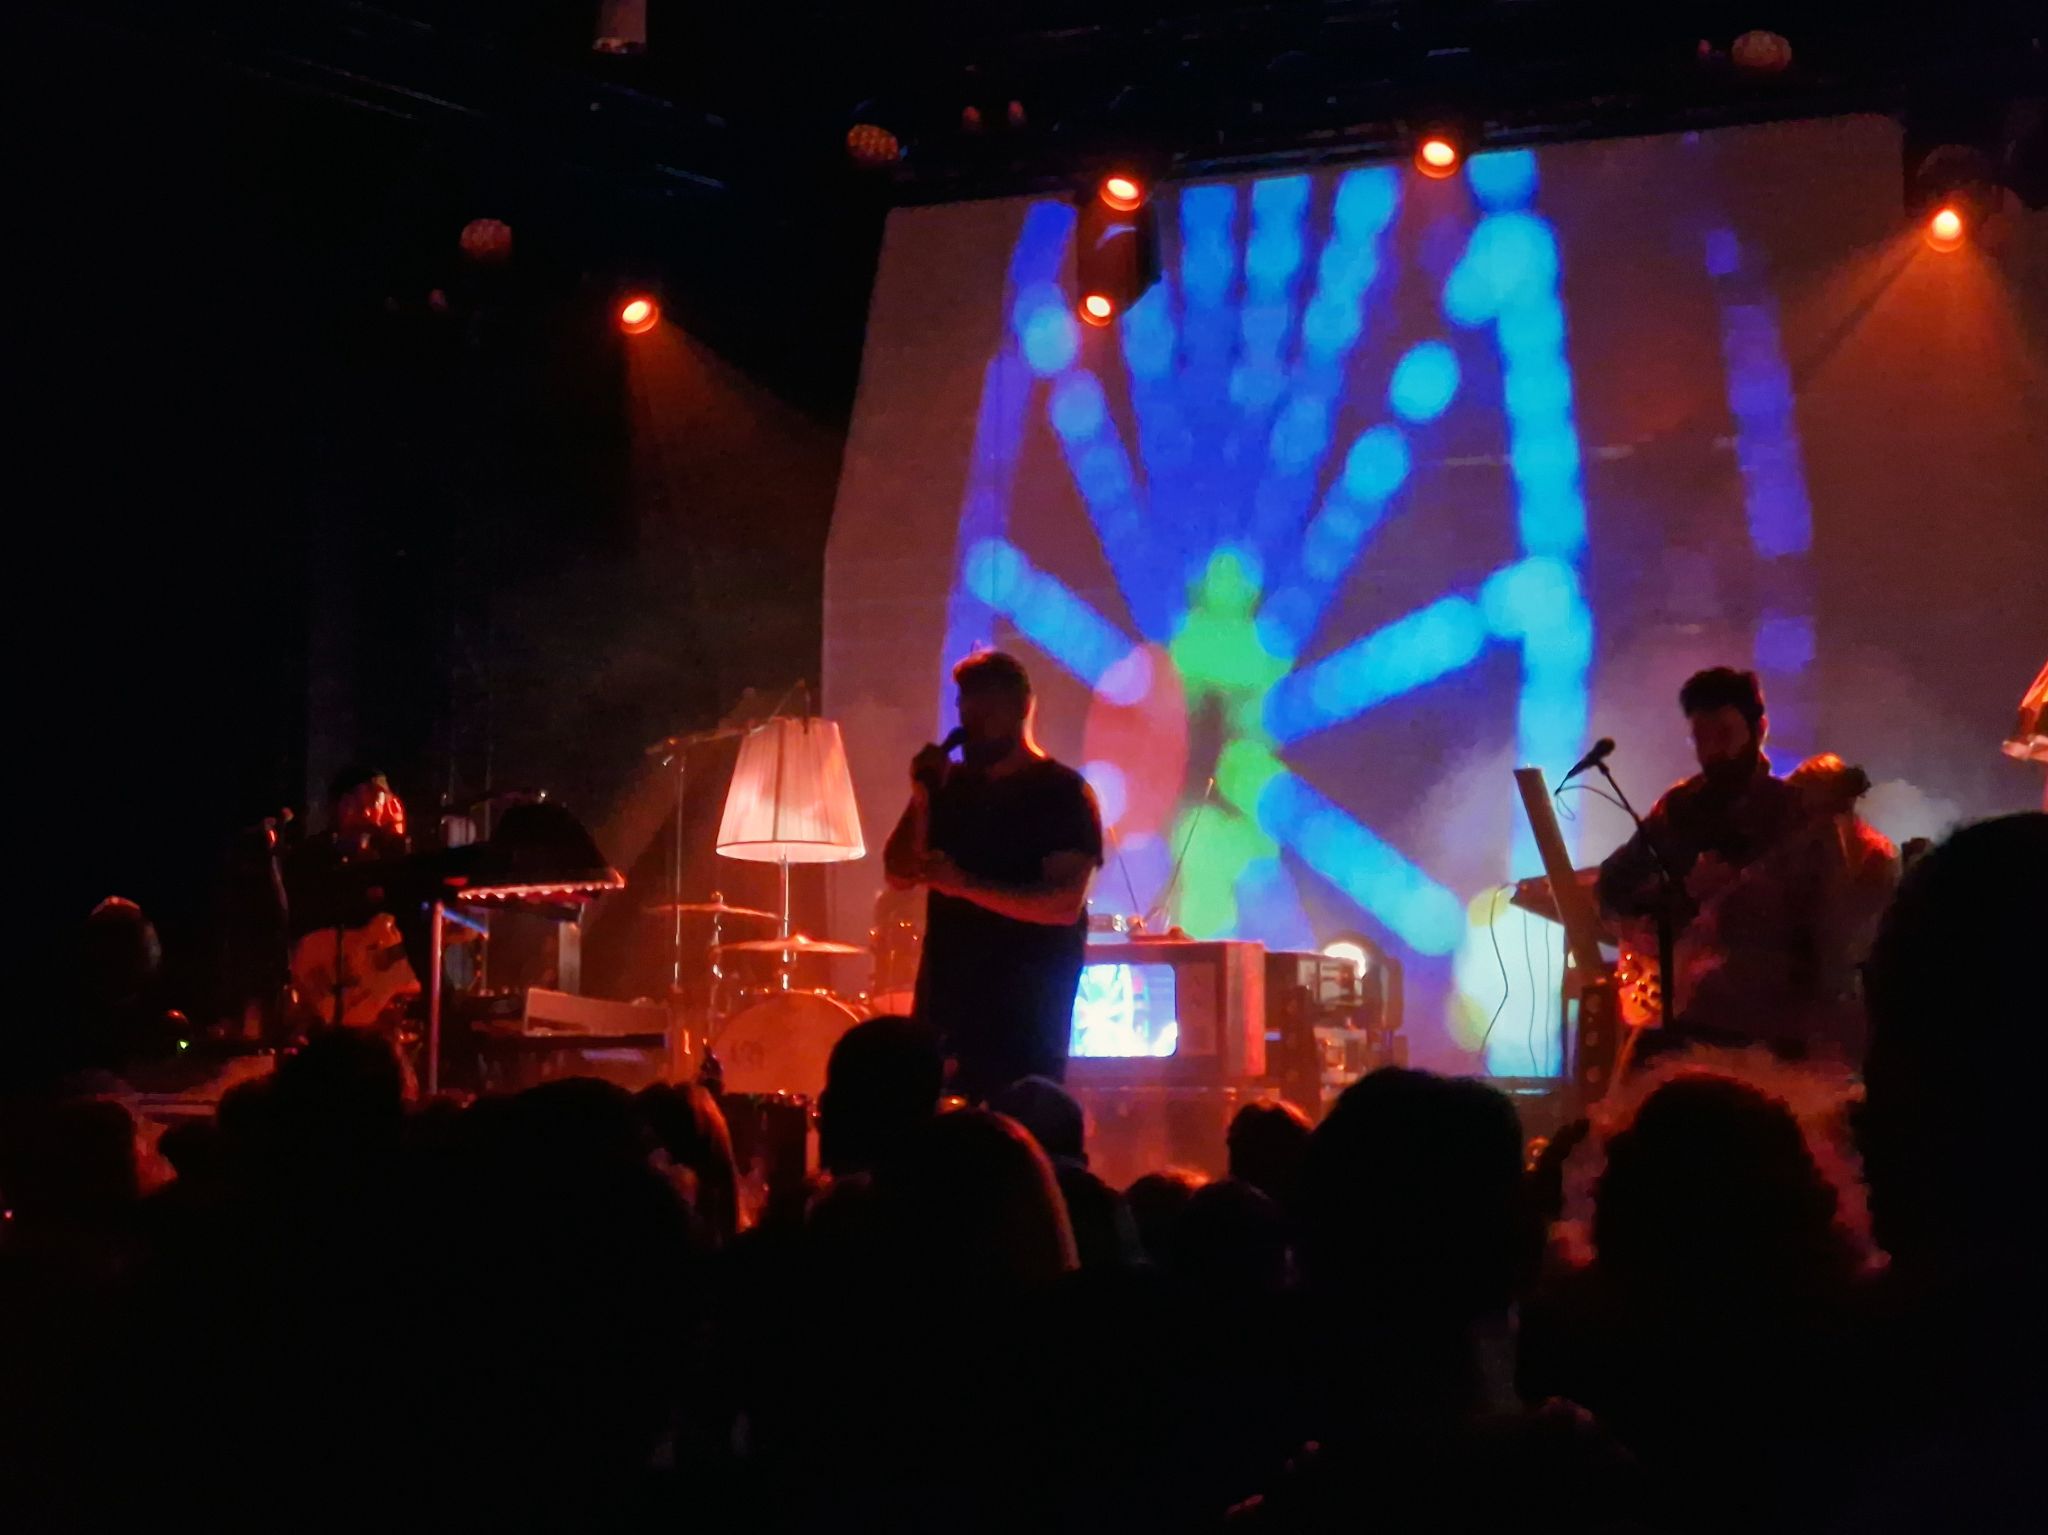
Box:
[913,756,1104,1090]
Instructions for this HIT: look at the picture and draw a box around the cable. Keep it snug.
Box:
[1105,824,1143,917]
[1552,780,1577,824]
[1522,897,1539,1075]
[1148,776,1216,930]
[1560,781,1633,817]
[1478,885,1512,1061]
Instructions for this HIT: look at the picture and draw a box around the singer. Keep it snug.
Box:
[883,651,1104,1102]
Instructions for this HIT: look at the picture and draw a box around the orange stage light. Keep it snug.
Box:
[1416,136,1461,179]
[1080,292,1116,326]
[1925,204,1966,253]
[1099,174,1146,213]
[618,296,660,334]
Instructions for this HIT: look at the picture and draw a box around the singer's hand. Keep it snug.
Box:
[911,742,952,789]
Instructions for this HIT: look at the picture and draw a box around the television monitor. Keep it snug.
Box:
[1071,961,1181,1058]
[1066,939,1265,1085]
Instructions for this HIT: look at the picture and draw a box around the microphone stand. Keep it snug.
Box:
[1594,761,1676,1030]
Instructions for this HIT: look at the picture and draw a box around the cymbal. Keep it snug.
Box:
[714,932,868,957]
[644,900,779,921]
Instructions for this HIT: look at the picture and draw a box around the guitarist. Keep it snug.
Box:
[1596,668,1818,1057]
[285,766,428,1031]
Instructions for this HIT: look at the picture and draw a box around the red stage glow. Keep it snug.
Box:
[1080,292,1116,325]
[1099,175,1145,213]
[618,296,660,334]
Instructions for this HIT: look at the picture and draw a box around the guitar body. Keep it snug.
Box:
[290,913,420,1028]
[1615,941,1665,1028]
[1610,811,1852,1037]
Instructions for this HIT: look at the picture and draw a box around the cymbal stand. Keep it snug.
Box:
[669,748,688,996]
[648,718,752,1071]
[648,728,719,1000]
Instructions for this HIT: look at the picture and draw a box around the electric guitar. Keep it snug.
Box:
[1610,811,1853,1030]
[289,912,419,1027]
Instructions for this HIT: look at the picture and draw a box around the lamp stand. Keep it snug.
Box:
[778,855,792,991]
[426,900,447,1097]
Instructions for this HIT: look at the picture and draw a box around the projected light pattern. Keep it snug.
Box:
[938,202,1085,679]
[1704,223,1817,763]
[944,151,1590,1072]
[962,538,1138,692]
[1440,153,1593,1072]
[1266,595,1488,743]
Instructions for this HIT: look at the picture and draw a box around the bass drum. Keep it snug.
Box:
[715,991,866,1098]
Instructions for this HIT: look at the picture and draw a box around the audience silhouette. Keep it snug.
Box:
[992,1074,1139,1270]
[1226,1096,1314,1211]
[816,1012,944,1177]
[1848,811,2048,1530]
[1529,1068,1863,1531]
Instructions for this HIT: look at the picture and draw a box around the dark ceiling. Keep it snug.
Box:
[22,3,2045,202]
[14,5,2038,380]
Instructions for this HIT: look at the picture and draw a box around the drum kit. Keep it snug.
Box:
[647,893,896,1099]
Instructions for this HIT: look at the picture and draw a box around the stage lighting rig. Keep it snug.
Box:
[1416,133,1462,178]
[1098,172,1147,212]
[1408,116,1480,181]
[846,100,908,169]
[1910,140,2000,253]
[1904,100,2007,253]
[617,292,661,334]
[1074,170,1160,326]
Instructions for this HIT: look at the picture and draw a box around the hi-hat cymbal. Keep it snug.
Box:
[714,932,868,957]
[644,899,779,921]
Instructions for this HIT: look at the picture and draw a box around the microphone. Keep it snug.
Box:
[1559,737,1616,784]
[645,723,747,757]
[914,728,969,792]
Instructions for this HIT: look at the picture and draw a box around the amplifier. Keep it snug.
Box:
[1264,948,1404,1114]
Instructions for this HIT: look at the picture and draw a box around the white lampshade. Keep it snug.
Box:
[716,717,866,865]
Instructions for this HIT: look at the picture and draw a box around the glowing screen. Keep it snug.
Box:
[825,116,2047,1073]
[1071,961,1181,1059]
